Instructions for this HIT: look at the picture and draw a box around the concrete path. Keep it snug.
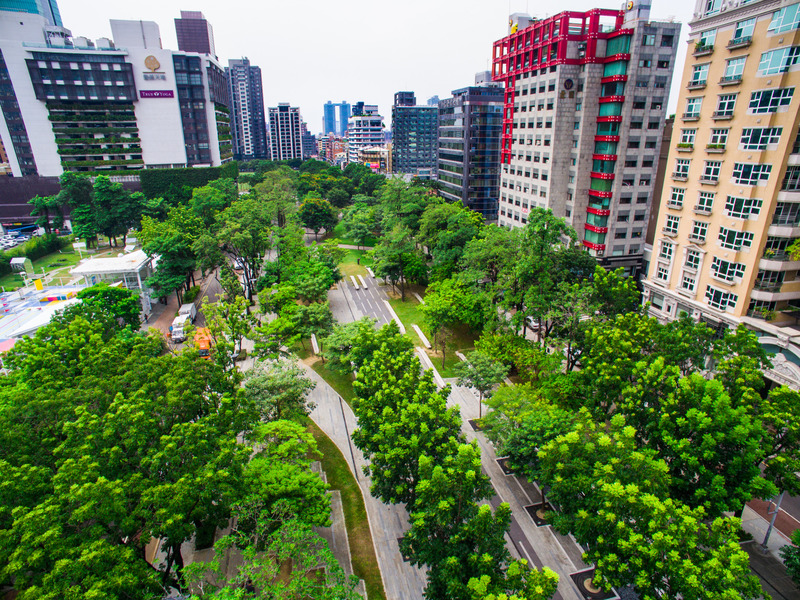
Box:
[303,361,428,600]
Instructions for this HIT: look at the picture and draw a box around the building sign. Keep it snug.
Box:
[140,90,174,98]
[143,73,167,81]
[144,56,161,72]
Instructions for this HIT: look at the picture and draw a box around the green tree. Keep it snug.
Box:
[75,281,141,329]
[28,194,64,234]
[93,175,141,246]
[290,260,335,303]
[58,171,98,247]
[401,444,512,600]
[204,295,256,357]
[243,359,316,422]
[417,202,484,281]
[323,318,413,374]
[591,265,641,316]
[371,224,426,300]
[454,350,509,418]
[298,193,337,240]
[190,178,237,229]
[779,529,800,587]
[468,560,558,600]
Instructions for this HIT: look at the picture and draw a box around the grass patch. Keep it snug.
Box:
[307,355,356,406]
[306,419,385,600]
[339,249,370,278]
[387,294,477,378]
[0,247,104,291]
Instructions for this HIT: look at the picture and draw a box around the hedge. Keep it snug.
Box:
[139,162,240,200]
[56,137,141,145]
[58,147,141,156]
[52,127,139,135]
[0,234,73,277]
[61,159,143,167]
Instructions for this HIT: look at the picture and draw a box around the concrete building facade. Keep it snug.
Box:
[642,0,800,389]
[0,13,231,176]
[492,7,680,276]
[438,78,504,220]
[226,57,267,160]
[346,104,384,164]
[268,103,302,161]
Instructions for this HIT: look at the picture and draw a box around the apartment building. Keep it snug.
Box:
[643,0,800,389]
[268,103,302,161]
[492,6,680,276]
[346,103,384,164]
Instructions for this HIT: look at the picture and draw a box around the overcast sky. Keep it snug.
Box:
[58,0,697,134]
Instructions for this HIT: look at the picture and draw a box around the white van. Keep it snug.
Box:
[170,314,192,342]
[179,303,197,323]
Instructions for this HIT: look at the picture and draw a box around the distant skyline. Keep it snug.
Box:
[57,0,696,133]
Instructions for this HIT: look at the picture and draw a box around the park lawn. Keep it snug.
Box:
[329,221,377,248]
[305,419,386,600]
[339,249,370,278]
[293,345,357,406]
[0,247,105,291]
[388,294,477,378]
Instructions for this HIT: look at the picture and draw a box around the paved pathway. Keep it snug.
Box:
[304,361,428,600]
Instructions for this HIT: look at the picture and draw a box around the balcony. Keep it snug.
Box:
[693,205,713,215]
[712,111,734,121]
[688,234,707,244]
[687,79,707,90]
[760,252,800,271]
[706,144,726,154]
[693,44,714,57]
[682,112,700,122]
[662,227,679,237]
[677,143,694,152]
[672,172,689,181]
[719,74,743,86]
[768,223,800,237]
[667,201,683,209]
[750,279,800,301]
[699,177,719,186]
[727,36,752,49]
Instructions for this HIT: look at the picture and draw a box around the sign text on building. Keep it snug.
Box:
[140,90,174,98]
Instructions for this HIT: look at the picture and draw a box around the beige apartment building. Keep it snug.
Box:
[642,0,800,389]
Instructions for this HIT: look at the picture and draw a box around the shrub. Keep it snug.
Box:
[183,285,201,304]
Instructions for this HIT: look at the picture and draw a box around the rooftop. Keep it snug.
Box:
[71,250,151,276]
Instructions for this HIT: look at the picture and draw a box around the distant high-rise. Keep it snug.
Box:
[322,101,351,136]
[346,104,384,164]
[301,122,317,159]
[427,95,440,106]
[227,58,267,160]
[174,10,215,57]
[391,91,438,175]
[0,0,61,26]
[438,78,504,220]
[269,103,303,161]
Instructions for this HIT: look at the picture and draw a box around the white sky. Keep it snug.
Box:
[58,0,697,134]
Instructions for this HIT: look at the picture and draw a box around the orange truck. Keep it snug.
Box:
[194,328,212,359]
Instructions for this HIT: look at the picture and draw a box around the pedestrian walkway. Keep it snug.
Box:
[303,362,427,600]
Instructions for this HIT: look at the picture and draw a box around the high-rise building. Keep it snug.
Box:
[322,101,351,137]
[438,75,504,220]
[0,0,61,26]
[174,10,215,57]
[227,57,267,160]
[427,95,440,106]
[301,121,317,158]
[268,103,302,161]
[346,104,384,163]
[0,13,231,176]
[642,0,800,389]
[391,91,438,175]
[492,8,680,276]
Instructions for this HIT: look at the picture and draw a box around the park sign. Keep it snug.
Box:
[140,90,174,99]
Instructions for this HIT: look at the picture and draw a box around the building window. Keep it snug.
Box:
[732,163,772,185]
[692,63,709,84]
[656,264,670,281]
[718,226,754,249]
[749,87,795,113]
[758,46,800,75]
[691,220,709,242]
[769,4,800,34]
[740,127,782,149]
[725,196,762,219]
[674,158,691,178]
[657,59,670,68]
[711,257,746,282]
[661,34,674,47]
[783,166,800,190]
[699,29,717,47]
[660,239,674,259]
[681,273,697,292]
[703,161,722,182]
[696,191,715,213]
[685,97,702,117]
[704,0,721,15]
[724,57,747,80]
[686,249,701,270]
[709,128,729,147]
[732,18,756,41]
[680,129,697,145]
[639,59,652,68]
[643,34,656,45]
[705,285,738,310]
[669,187,685,207]
[664,215,680,235]
[716,94,737,116]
